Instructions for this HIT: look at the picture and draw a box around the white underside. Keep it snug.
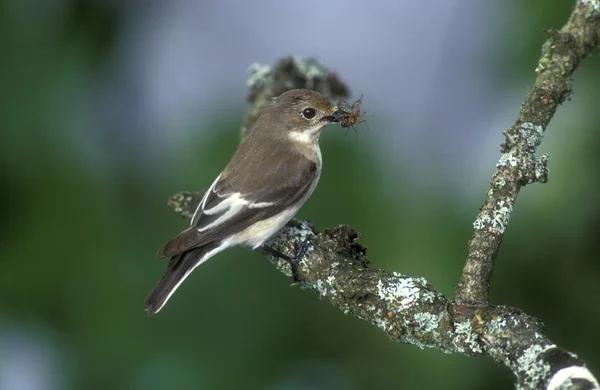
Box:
[157,141,323,313]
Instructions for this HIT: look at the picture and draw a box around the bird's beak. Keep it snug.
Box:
[321,108,342,123]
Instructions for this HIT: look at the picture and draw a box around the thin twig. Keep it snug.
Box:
[165,3,600,387]
[455,0,600,306]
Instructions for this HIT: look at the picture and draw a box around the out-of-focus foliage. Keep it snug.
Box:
[1,0,598,389]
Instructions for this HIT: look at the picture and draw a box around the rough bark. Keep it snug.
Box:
[165,1,600,388]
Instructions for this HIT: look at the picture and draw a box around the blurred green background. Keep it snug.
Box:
[1,0,599,389]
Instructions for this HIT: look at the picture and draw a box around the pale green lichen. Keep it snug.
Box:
[497,153,519,168]
[341,303,351,315]
[536,38,559,74]
[377,279,418,306]
[266,222,316,261]
[413,312,439,334]
[246,63,272,88]
[536,46,552,74]
[414,277,431,288]
[535,154,550,183]
[316,279,327,297]
[473,215,492,230]
[519,122,544,149]
[495,177,507,187]
[329,286,338,297]
[273,258,294,278]
[516,344,556,389]
[376,277,436,309]
[375,317,391,332]
[492,200,513,233]
[452,321,483,354]
[473,201,513,234]
[293,57,328,88]
[488,316,508,332]
[325,276,337,296]
[487,316,515,366]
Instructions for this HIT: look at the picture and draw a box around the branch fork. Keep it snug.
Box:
[164,2,600,387]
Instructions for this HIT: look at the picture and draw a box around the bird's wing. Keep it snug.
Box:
[157,154,318,259]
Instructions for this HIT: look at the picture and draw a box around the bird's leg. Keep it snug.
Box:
[262,245,300,282]
[291,237,312,264]
[261,237,313,283]
[261,245,292,261]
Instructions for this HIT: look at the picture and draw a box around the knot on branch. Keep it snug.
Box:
[319,225,369,264]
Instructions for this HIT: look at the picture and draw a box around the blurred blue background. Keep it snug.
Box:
[1,0,599,389]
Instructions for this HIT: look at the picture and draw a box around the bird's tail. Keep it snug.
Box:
[144,242,221,315]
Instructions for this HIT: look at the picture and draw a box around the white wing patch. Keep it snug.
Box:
[190,143,323,244]
[191,174,221,226]
[197,198,247,232]
[192,174,256,233]
[248,201,276,209]
[203,193,247,215]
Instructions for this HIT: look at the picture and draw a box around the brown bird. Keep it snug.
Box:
[144,89,342,315]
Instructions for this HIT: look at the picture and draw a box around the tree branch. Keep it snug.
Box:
[165,2,600,388]
[455,0,600,307]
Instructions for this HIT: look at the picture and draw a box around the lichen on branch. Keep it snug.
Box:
[455,0,600,307]
[165,4,600,385]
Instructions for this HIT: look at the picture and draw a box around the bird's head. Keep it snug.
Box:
[260,89,342,144]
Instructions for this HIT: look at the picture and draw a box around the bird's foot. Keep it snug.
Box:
[262,237,313,283]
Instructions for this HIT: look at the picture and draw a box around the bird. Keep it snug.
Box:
[144,89,342,315]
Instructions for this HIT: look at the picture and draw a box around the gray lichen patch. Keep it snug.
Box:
[535,154,550,183]
[325,275,338,297]
[497,152,519,168]
[413,312,440,335]
[365,275,449,349]
[246,63,273,89]
[518,122,545,149]
[516,344,556,389]
[488,315,508,332]
[316,279,328,297]
[263,221,317,280]
[264,222,362,303]
[376,277,437,309]
[271,258,294,278]
[472,200,513,234]
[494,177,507,187]
[266,221,316,257]
[293,57,329,88]
[451,321,483,354]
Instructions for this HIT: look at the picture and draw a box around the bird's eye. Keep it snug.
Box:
[302,108,316,119]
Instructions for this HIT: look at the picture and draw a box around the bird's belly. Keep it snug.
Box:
[234,206,302,248]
